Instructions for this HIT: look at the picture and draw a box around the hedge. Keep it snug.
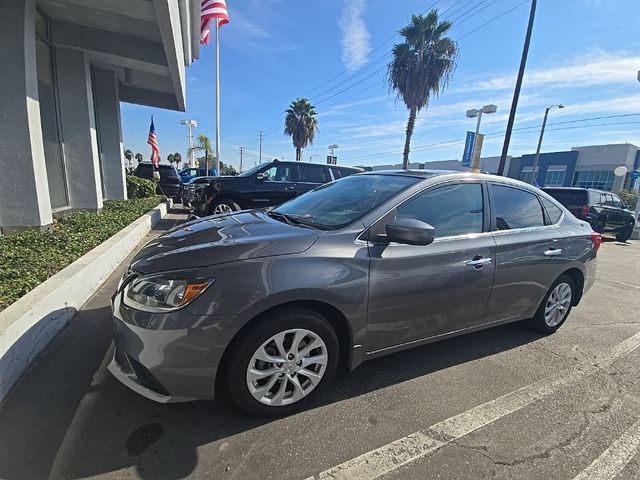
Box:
[126,174,157,198]
[617,190,639,210]
[0,197,161,311]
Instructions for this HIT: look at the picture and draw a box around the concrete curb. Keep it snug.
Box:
[0,200,169,402]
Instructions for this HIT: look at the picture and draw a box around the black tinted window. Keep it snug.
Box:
[611,195,623,208]
[330,167,343,179]
[135,164,153,179]
[541,197,563,224]
[544,189,587,208]
[397,183,484,238]
[299,165,329,183]
[492,185,545,230]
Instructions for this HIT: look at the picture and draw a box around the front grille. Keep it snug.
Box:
[128,356,171,396]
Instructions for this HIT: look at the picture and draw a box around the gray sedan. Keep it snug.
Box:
[109,171,599,416]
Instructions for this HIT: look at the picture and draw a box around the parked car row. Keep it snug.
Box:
[110,171,599,416]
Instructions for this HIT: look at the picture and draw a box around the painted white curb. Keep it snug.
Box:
[0,201,169,402]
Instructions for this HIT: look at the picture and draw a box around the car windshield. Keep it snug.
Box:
[272,174,418,229]
[238,164,264,177]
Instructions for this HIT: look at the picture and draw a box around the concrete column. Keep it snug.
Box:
[55,48,103,211]
[93,68,127,200]
[0,0,53,234]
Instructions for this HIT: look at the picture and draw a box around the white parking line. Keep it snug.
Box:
[572,418,640,480]
[304,331,640,480]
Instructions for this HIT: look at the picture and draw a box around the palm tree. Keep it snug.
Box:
[167,153,175,165]
[284,98,318,161]
[388,10,458,169]
[134,152,143,163]
[189,134,214,171]
[172,152,182,169]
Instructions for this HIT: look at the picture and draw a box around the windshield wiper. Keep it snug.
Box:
[265,210,317,229]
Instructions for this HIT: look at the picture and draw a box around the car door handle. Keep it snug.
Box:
[544,248,563,257]
[464,257,492,269]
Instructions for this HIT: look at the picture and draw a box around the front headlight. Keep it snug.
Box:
[122,275,213,312]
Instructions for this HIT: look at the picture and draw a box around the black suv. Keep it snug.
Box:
[134,163,182,202]
[194,161,363,215]
[543,187,636,241]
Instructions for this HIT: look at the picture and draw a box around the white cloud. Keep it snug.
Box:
[456,51,640,93]
[339,0,371,71]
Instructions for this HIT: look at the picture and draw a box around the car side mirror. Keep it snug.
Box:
[384,218,435,246]
[256,172,266,182]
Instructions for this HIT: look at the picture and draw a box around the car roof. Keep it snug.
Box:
[361,169,456,178]
[137,162,175,169]
[269,160,362,171]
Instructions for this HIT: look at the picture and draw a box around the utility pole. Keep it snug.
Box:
[258,130,264,164]
[498,0,537,176]
[531,104,564,185]
[239,146,245,172]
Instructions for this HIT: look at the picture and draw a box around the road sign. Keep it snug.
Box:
[326,155,337,165]
[462,131,476,167]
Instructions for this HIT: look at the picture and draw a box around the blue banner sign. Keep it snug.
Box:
[462,131,476,167]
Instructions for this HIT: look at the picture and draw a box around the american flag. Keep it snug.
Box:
[201,0,229,45]
[147,117,160,168]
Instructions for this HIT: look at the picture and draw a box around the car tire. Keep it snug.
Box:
[615,223,634,242]
[592,218,606,233]
[527,274,575,334]
[210,198,240,215]
[226,308,339,417]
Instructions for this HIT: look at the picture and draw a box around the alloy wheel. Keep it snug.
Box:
[544,282,572,327]
[246,329,328,407]
[213,203,233,214]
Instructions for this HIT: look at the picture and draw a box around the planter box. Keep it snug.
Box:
[0,202,168,402]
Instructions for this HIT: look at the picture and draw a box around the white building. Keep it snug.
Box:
[0,0,201,234]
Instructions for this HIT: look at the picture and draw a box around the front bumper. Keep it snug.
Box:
[109,293,229,403]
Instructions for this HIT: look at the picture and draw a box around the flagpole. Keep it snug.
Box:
[214,19,221,175]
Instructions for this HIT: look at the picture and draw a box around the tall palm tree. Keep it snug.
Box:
[172,152,182,169]
[284,98,318,161]
[189,134,214,171]
[388,10,458,169]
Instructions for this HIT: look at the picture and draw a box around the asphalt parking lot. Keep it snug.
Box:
[0,227,639,480]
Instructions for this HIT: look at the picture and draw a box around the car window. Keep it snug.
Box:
[299,165,329,183]
[492,184,545,230]
[611,195,623,208]
[329,167,343,180]
[396,183,484,238]
[135,164,153,178]
[544,189,587,209]
[540,197,563,224]
[603,194,615,206]
[262,164,293,182]
[274,174,418,229]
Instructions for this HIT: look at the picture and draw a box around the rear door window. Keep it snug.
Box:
[491,184,545,230]
[540,197,563,224]
[611,195,623,208]
[299,164,329,183]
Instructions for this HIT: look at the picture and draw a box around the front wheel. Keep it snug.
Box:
[226,309,339,416]
[210,198,240,215]
[527,274,575,334]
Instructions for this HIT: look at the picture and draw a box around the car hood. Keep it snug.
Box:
[130,211,322,274]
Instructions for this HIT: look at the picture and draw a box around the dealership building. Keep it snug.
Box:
[0,0,200,234]
[366,143,640,192]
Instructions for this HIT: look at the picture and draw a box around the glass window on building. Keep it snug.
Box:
[520,167,536,184]
[572,171,615,191]
[544,166,566,187]
[36,10,68,209]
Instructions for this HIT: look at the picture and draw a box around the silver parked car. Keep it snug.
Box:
[109,171,599,416]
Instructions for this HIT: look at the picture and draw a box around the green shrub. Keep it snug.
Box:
[0,197,161,311]
[126,174,157,198]
[617,190,639,210]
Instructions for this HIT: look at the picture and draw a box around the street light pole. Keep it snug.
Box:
[180,119,197,167]
[328,144,339,165]
[466,104,497,171]
[531,104,564,186]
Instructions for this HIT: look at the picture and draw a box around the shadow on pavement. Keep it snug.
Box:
[0,311,541,480]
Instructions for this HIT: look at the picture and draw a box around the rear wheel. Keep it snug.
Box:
[592,218,606,233]
[226,309,339,416]
[615,223,634,242]
[210,198,240,215]
[527,275,575,334]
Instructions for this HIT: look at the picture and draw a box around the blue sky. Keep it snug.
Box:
[121,0,640,170]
